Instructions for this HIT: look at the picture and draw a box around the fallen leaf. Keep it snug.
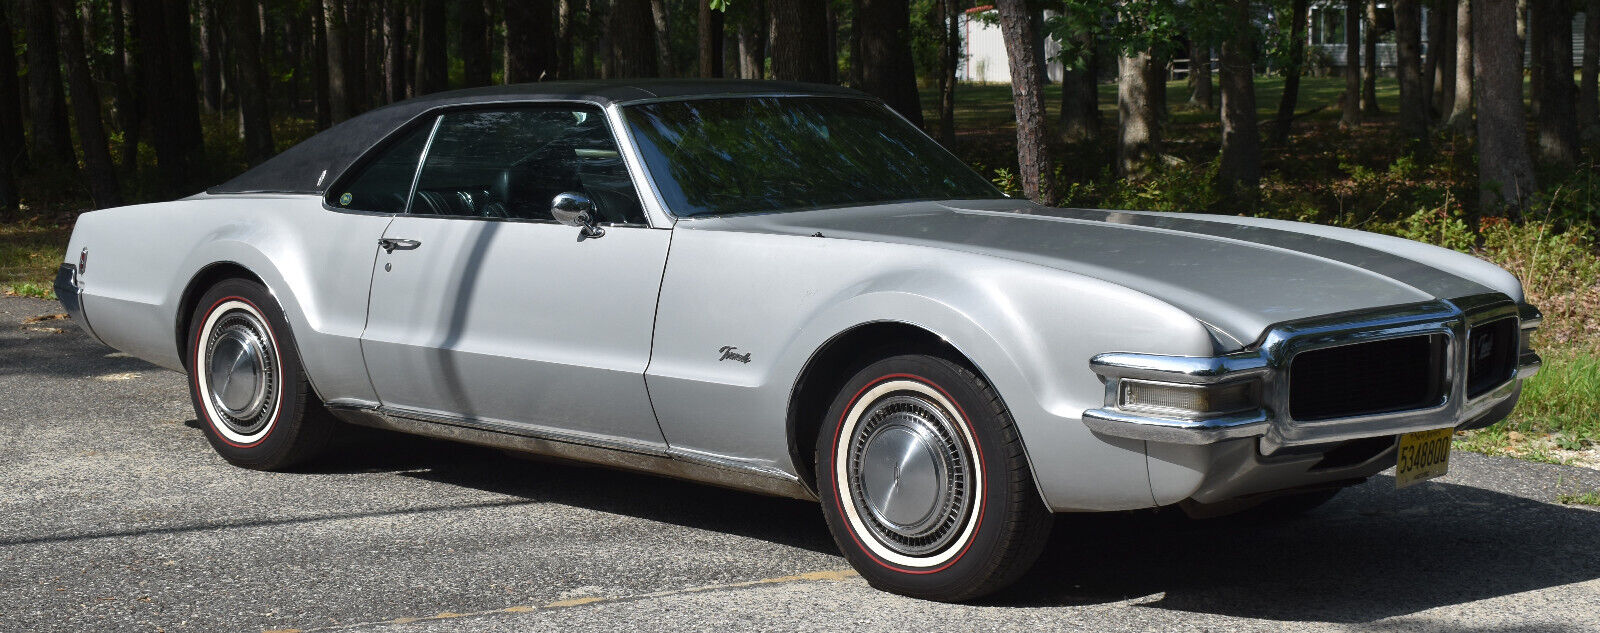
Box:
[22,313,68,324]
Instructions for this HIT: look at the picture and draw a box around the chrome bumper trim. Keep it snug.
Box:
[1084,295,1539,452]
[1082,408,1268,445]
[54,263,103,343]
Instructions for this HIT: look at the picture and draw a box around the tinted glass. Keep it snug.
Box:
[328,119,434,212]
[622,97,1003,217]
[409,107,646,224]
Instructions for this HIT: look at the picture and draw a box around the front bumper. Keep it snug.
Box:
[1083,295,1539,454]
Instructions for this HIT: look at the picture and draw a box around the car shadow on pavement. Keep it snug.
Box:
[993,477,1600,623]
[299,428,1600,624]
[306,428,840,556]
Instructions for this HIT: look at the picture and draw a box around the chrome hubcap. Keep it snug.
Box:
[205,311,276,435]
[848,394,972,557]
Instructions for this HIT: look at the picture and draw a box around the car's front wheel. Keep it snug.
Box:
[186,278,332,470]
[816,354,1052,601]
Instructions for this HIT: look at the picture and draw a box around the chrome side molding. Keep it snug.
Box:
[324,403,817,502]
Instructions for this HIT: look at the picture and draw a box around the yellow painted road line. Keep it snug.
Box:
[268,568,860,633]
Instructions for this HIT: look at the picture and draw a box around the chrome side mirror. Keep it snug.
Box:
[551,192,604,238]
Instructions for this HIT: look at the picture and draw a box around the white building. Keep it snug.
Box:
[956,6,1065,84]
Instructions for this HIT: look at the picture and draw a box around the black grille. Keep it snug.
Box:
[1467,318,1518,397]
[1289,335,1447,421]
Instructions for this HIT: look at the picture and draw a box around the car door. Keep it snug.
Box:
[356,105,672,449]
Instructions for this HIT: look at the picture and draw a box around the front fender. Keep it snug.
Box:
[648,226,1217,511]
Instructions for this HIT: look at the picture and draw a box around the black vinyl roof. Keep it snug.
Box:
[206,79,868,196]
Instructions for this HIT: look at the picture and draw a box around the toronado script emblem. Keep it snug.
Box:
[718,346,752,363]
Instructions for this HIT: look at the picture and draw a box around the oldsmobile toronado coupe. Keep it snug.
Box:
[57,80,1541,601]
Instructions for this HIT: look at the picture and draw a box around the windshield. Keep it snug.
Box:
[622,97,1004,217]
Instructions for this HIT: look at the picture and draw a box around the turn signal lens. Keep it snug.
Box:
[1119,379,1258,418]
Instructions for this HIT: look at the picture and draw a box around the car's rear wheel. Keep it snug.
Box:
[187,278,332,470]
[816,354,1052,602]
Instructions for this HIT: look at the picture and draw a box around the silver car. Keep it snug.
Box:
[55,80,1541,601]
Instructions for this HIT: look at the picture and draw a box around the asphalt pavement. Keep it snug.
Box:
[3,295,1600,633]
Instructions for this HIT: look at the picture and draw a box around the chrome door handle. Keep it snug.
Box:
[378,238,421,253]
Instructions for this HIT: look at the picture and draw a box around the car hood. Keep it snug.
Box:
[693,199,1505,347]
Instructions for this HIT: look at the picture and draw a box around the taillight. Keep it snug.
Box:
[79,247,88,274]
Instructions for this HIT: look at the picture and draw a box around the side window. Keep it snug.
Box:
[328,118,435,213]
[408,107,647,225]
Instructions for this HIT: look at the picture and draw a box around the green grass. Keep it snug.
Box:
[1557,490,1600,506]
[0,223,70,297]
[1456,350,1600,460]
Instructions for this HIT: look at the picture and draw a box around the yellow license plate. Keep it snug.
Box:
[1395,427,1453,489]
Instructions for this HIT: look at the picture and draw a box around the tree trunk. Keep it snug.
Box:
[23,0,75,170]
[1219,0,1260,200]
[648,0,674,77]
[770,1,830,82]
[1061,34,1099,142]
[506,0,557,82]
[1189,40,1214,111]
[1582,0,1599,129]
[826,0,839,82]
[1528,0,1543,118]
[223,0,273,165]
[698,0,724,77]
[383,0,406,103]
[858,0,923,126]
[737,1,766,79]
[459,0,492,87]
[610,0,658,78]
[0,2,21,214]
[1446,0,1473,130]
[1341,0,1362,127]
[1423,0,1442,107]
[1434,1,1456,115]
[310,1,330,127]
[1475,0,1536,211]
[848,3,863,86]
[994,0,1055,203]
[130,0,203,195]
[414,0,447,93]
[343,1,368,111]
[54,0,122,208]
[171,0,205,163]
[937,0,959,146]
[107,0,139,171]
[198,0,224,113]
[323,0,350,121]
[115,0,143,170]
[1118,50,1162,180]
[1395,0,1429,141]
[1533,0,1578,166]
[1273,0,1309,144]
[1362,0,1380,114]
[557,0,578,78]
[595,0,613,78]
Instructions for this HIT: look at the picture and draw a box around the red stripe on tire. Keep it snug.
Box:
[829,372,988,575]
[192,295,282,449]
